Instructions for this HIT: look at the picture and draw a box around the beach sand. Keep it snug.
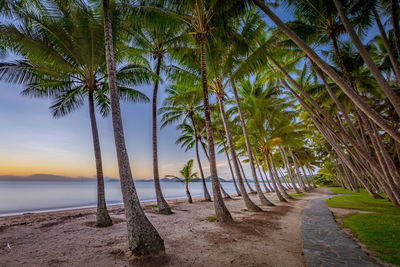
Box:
[0,189,325,266]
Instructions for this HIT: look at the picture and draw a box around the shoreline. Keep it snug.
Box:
[0,193,207,218]
[0,181,293,217]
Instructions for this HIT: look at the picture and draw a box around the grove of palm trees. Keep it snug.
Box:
[0,0,399,266]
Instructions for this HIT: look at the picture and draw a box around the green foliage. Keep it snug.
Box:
[205,216,217,222]
[314,173,335,186]
[327,189,400,265]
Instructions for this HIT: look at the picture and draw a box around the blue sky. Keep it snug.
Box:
[0,3,380,179]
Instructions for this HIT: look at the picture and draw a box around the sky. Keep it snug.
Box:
[0,4,380,180]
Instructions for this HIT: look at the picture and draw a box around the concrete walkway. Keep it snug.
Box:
[302,194,381,267]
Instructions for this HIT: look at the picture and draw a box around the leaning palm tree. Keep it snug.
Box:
[252,0,400,143]
[205,16,273,210]
[167,159,197,203]
[0,2,150,227]
[102,0,164,255]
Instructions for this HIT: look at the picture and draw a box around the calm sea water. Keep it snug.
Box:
[0,181,241,216]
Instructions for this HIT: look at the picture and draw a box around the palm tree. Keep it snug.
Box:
[252,0,400,143]
[0,2,150,227]
[125,8,184,217]
[239,77,295,201]
[178,0,235,222]
[167,159,197,203]
[122,1,192,214]
[160,0,256,222]
[102,0,164,255]
[160,81,212,201]
[332,0,400,118]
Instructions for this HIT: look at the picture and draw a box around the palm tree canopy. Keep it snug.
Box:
[0,1,151,118]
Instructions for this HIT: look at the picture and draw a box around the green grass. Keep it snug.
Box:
[342,213,400,264]
[327,188,400,265]
[328,187,360,195]
[289,192,306,198]
[205,215,217,222]
[327,190,398,214]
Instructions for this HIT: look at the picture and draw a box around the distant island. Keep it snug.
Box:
[0,174,235,183]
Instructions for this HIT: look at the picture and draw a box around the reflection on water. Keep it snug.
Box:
[0,181,240,216]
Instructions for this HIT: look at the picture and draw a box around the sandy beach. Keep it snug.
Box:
[0,189,327,266]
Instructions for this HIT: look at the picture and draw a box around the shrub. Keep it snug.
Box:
[314,173,336,186]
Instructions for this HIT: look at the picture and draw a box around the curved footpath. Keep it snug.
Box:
[302,190,381,267]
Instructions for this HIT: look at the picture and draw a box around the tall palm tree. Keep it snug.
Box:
[160,81,212,201]
[177,0,235,222]
[102,0,164,255]
[240,77,295,201]
[207,44,268,209]
[0,1,150,227]
[123,1,190,214]
[152,0,252,222]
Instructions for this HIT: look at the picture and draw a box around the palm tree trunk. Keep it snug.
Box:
[224,143,241,196]
[265,154,286,202]
[255,159,270,193]
[261,163,274,192]
[236,155,257,194]
[311,63,361,141]
[307,167,317,188]
[290,149,308,191]
[270,155,293,200]
[372,6,400,86]
[277,167,290,189]
[391,0,400,60]
[152,56,172,215]
[216,97,262,211]
[102,0,164,255]
[88,89,112,227]
[308,101,394,200]
[190,115,211,201]
[200,139,209,160]
[280,146,301,193]
[230,79,274,205]
[299,162,313,190]
[277,69,391,189]
[333,0,400,119]
[253,0,400,142]
[186,182,192,203]
[199,37,233,222]
[220,182,232,199]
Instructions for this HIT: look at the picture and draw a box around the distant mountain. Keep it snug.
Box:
[0,174,119,182]
[0,174,235,183]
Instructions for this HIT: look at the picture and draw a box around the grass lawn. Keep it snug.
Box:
[328,187,359,195]
[289,192,306,198]
[327,188,400,265]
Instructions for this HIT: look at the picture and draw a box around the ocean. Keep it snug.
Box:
[0,180,241,216]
